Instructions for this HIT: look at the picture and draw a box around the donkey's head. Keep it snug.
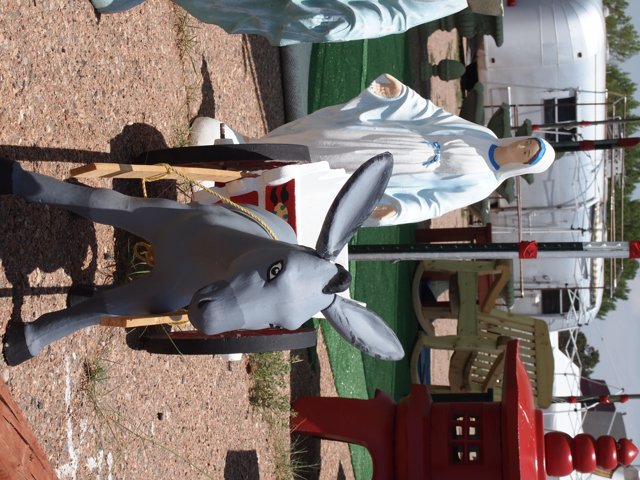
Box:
[188,153,404,361]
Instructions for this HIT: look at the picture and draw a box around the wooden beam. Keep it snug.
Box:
[70,163,245,183]
[0,378,58,479]
[100,311,189,328]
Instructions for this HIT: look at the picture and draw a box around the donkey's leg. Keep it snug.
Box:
[3,299,107,365]
[3,157,190,240]
[3,274,171,366]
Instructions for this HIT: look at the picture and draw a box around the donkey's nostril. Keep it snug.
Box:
[322,264,352,294]
[197,298,212,309]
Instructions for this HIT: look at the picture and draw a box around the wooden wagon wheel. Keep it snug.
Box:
[127,325,317,355]
[136,143,311,171]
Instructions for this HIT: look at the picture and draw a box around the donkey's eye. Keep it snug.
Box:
[267,261,284,281]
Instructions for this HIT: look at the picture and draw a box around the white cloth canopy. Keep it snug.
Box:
[256,75,556,226]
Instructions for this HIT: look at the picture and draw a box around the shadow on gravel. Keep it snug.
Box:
[224,450,260,480]
[289,347,322,480]
[0,122,169,329]
[242,35,286,132]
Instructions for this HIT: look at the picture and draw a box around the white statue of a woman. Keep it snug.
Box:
[91,0,497,46]
[195,74,555,226]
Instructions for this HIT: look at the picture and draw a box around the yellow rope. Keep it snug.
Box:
[164,308,190,326]
[141,163,278,240]
[133,241,155,268]
[133,163,278,274]
[140,167,172,198]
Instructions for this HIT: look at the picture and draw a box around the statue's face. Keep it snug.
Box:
[500,138,541,165]
[186,245,341,334]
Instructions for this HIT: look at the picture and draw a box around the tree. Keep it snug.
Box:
[604,0,640,62]
[598,0,640,318]
[559,331,600,378]
[599,260,639,318]
[606,64,640,129]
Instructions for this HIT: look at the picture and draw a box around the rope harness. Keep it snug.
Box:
[133,162,279,269]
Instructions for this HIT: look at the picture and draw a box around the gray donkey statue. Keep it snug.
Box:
[1,153,404,366]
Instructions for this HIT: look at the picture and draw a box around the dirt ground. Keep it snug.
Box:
[0,2,459,478]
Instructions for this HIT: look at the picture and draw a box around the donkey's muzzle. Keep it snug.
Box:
[322,264,352,294]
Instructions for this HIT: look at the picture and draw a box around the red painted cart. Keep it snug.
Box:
[291,340,639,479]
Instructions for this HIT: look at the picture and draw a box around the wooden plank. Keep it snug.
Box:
[420,259,500,274]
[0,378,58,479]
[448,350,473,390]
[480,262,511,313]
[421,306,455,320]
[456,272,478,336]
[482,308,540,327]
[422,335,502,353]
[100,312,189,328]
[70,163,245,182]
[533,319,555,408]
[481,350,506,390]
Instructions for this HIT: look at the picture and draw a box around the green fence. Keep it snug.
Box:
[308,34,419,479]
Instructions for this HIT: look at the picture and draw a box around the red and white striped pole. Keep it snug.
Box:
[532,118,640,131]
[348,240,640,261]
[553,393,640,405]
[550,137,640,153]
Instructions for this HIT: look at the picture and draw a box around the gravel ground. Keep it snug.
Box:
[0,2,310,478]
[0,2,459,477]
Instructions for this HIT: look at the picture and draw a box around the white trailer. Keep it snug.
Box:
[477,0,609,330]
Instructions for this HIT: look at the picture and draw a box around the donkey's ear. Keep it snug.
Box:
[321,295,404,361]
[316,153,393,261]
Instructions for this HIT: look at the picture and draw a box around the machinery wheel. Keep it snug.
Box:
[136,143,310,169]
[135,327,317,355]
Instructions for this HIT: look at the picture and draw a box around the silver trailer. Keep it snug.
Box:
[477,0,609,330]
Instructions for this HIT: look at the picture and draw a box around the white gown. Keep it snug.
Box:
[178,0,469,45]
[92,0,468,46]
[255,76,555,226]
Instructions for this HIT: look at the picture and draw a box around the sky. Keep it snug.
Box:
[580,0,640,450]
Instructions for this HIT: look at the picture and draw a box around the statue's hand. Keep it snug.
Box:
[370,74,403,99]
[371,205,397,221]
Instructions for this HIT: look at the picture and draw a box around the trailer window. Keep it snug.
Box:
[557,97,577,122]
[541,288,579,314]
[543,96,577,142]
